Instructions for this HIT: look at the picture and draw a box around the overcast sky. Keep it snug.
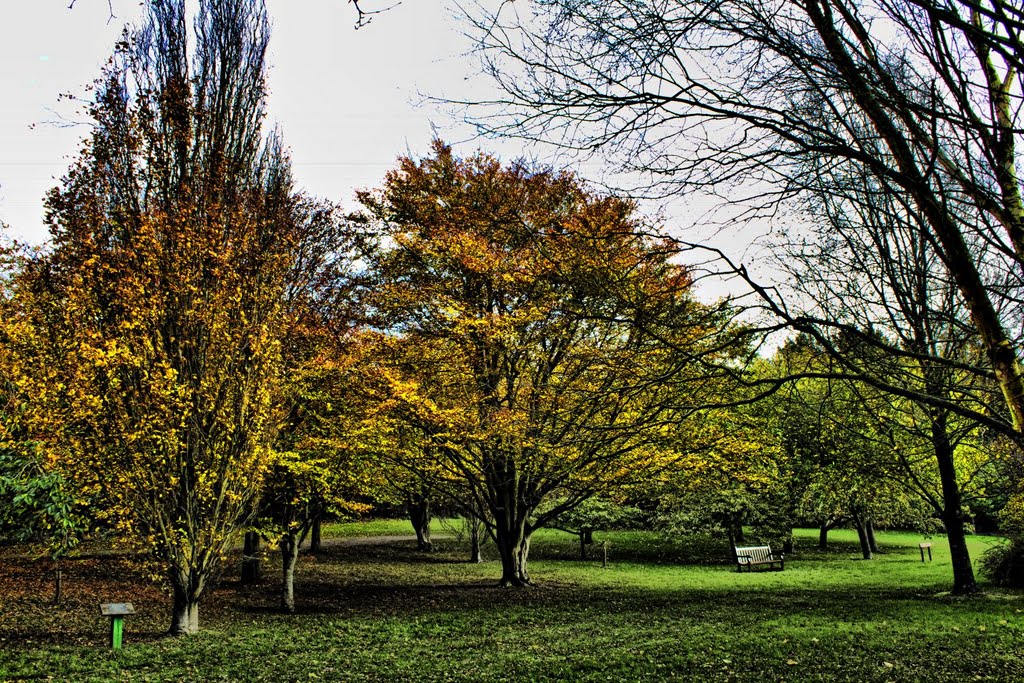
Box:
[0,0,509,243]
[0,0,765,301]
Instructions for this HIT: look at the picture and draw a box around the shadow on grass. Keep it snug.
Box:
[219,538,975,628]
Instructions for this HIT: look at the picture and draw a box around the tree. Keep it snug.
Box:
[68,0,390,29]
[764,343,922,560]
[649,403,787,551]
[25,0,298,635]
[547,497,644,559]
[0,243,85,580]
[0,318,85,603]
[259,196,378,612]
[767,158,1007,592]
[360,142,735,586]
[263,337,380,613]
[463,0,1024,445]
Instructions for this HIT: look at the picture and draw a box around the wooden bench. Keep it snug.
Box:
[733,545,784,572]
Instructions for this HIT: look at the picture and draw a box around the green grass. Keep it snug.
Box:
[0,525,1021,682]
[321,517,415,538]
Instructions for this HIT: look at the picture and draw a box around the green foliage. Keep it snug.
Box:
[979,540,1024,588]
[545,497,646,534]
[0,451,83,559]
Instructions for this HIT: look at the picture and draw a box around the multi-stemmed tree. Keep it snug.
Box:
[360,141,739,586]
[21,0,300,634]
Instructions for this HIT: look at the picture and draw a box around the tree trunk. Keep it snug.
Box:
[169,581,200,635]
[865,518,879,554]
[408,496,433,552]
[944,511,977,595]
[309,514,322,555]
[470,519,483,563]
[579,531,588,560]
[280,531,300,613]
[818,523,830,550]
[782,532,794,554]
[52,561,62,605]
[852,509,873,560]
[731,517,745,544]
[929,409,979,595]
[495,518,533,586]
[241,531,262,585]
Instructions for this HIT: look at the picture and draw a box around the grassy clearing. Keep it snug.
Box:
[0,525,1021,682]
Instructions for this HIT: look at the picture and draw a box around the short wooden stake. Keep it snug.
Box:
[111,615,124,649]
[100,603,136,650]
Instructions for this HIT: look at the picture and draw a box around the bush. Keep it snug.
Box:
[979,540,1024,588]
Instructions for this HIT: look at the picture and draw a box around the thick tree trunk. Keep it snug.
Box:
[280,531,300,613]
[408,496,433,552]
[944,512,977,595]
[731,518,745,545]
[495,519,533,586]
[852,509,873,560]
[818,523,830,550]
[169,581,201,635]
[241,531,262,585]
[929,409,979,595]
[579,531,588,560]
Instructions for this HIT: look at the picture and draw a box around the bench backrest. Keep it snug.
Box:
[734,545,773,564]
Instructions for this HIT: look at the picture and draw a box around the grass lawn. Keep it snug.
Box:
[0,524,1021,682]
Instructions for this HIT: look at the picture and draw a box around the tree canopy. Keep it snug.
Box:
[357,141,743,585]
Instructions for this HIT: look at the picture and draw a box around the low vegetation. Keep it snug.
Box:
[0,524,1021,682]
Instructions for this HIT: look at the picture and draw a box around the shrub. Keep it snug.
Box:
[979,540,1024,588]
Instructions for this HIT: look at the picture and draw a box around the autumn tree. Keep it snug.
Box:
[23,0,300,634]
[648,402,787,551]
[0,246,87,603]
[360,142,738,586]
[258,196,376,611]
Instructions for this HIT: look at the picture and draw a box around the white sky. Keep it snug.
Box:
[0,0,765,300]
[0,0,502,243]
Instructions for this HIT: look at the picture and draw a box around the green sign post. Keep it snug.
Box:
[99,603,136,649]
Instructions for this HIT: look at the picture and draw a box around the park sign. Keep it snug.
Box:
[99,603,136,649]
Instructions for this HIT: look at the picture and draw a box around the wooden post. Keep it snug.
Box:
[53,568,63,605]
[602,540,608,569]
[111,615,124,649]
[100,603,136,650]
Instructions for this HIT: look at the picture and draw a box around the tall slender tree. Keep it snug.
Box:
[25,0,297,634]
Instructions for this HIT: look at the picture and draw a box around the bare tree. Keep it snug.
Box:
[462,0,1024,441]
